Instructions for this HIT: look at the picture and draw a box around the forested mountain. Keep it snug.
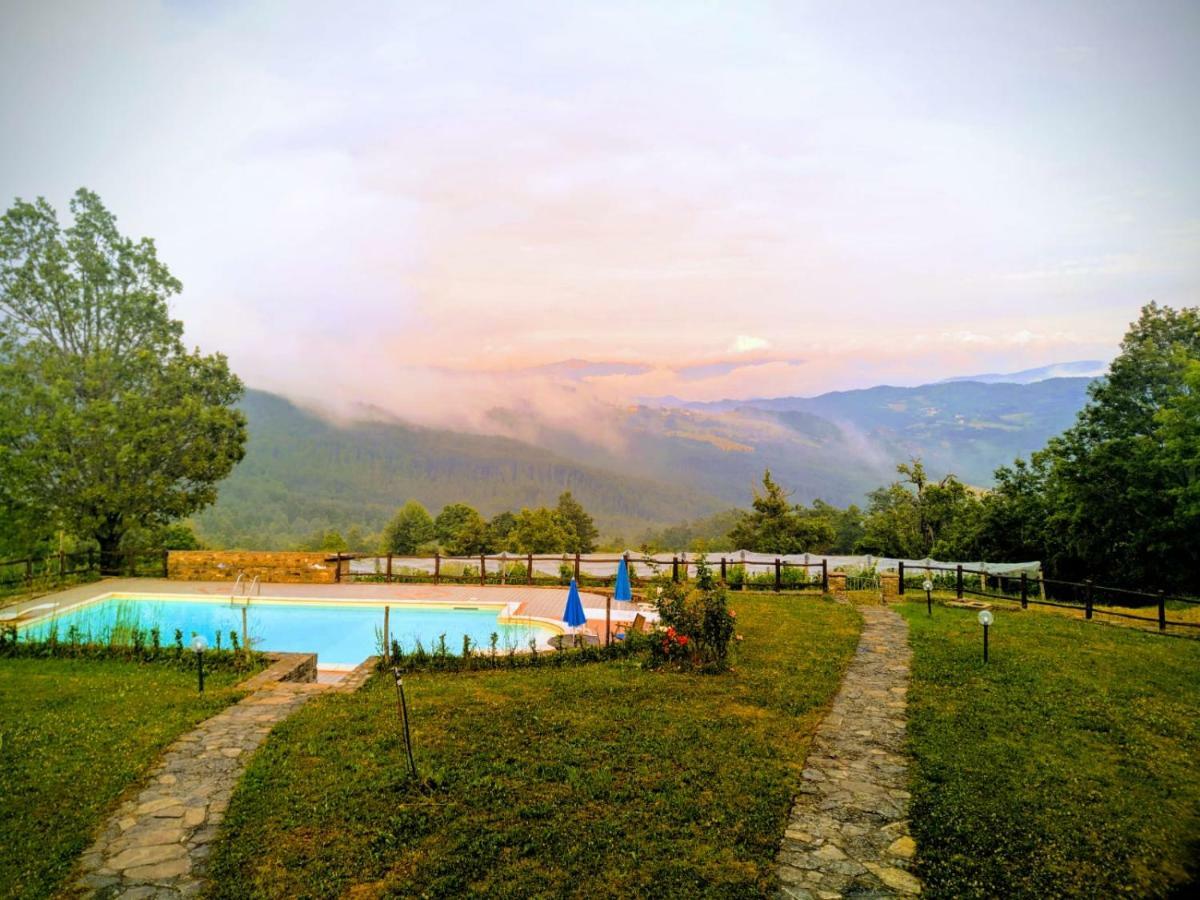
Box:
[192,391,724,548]
[195,375,1095,549]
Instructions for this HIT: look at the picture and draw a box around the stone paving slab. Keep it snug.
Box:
[776,605,921,899]
[71,660,332,898]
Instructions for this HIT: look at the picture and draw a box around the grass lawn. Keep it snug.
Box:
[899,601,1200,898]
[0,657,253,898]
[205,594,861,898]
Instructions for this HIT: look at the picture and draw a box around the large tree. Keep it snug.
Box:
[381,500,436,554]
[433,502,489,555]
[987,303,1200,589]
[856,460,978,559]
[0,189,246,563]
[556,491,598,554]
[511,506,572,554]
[727,470,835,553]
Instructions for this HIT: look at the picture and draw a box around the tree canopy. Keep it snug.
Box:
[511,506,573,554]
[856,460,979,560]
[727,470,838,553]
[556,491,599,554]
[973,303,1200,589]
[0,189,246,561]
[434,503,489,555]
[381,501,436,554]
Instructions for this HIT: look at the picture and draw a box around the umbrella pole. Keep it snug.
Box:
[606,594,611,647]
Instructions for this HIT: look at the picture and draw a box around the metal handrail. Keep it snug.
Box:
[230,572,246,605]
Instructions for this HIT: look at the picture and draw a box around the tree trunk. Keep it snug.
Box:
[96,519,124,575]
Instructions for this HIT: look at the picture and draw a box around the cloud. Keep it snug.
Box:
[0,0,1190,440]
[729,335,770,354]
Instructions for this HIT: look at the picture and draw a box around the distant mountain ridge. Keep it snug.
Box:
[938,360,1108,384]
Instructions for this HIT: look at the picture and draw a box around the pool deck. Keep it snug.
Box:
[4,578,651,639]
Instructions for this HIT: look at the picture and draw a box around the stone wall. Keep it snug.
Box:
[167,551,337,583]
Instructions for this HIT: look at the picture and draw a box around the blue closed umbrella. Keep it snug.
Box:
[562,578,587,629]
[614,557,633,602]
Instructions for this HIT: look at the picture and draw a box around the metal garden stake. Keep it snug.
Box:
[392,667,418,779]
[923,579,934,616]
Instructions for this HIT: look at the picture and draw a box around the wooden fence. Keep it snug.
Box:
[896,561,1200,633]
[332,552,832,593]
[0,549,168,593]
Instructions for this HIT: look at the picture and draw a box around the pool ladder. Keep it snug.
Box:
[230,573,260,607]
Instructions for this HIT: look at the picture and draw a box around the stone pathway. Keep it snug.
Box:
[70,655,377,898]
[776,605,921,898]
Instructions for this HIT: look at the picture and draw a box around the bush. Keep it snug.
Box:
[649,557,737,672]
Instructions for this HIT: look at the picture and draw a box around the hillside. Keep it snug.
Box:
[192,391,724,548]
[663,377,1094,492]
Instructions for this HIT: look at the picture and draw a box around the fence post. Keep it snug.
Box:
[59,550,65,578]
[480,554,487,587]
[1158,590,1166,632]
[1084,579,1093,619]
[162,548,169,578]
[527,553,533,585]
[88,548,94,573]
[574,552,581,582]
[1020,572,1028,609]
[898,560,905,595]
[383,606,390,664]
[822,559,829,593]
[774,558,781,593]
[25,557,32,587]
[334,553,342,583]
[672,556,679,583]
[720,556,727,585]
[434,552,441,585]
[956,564,963,599]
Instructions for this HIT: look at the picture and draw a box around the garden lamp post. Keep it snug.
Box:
[923,579,934,616]
[978,609,993,663]
[192,634,207,693]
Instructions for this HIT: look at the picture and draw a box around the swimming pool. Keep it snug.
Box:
[19,594,563,666]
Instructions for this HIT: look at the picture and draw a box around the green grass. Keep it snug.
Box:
[206,595,861,898]
[899,602,1200,898]
[0,657,252,898]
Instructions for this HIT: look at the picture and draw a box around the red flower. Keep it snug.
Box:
[729,610,737,618]
[678,635,689,646]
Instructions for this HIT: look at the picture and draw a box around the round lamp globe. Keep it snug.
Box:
[977,610,994,627]
[191,634,208,653]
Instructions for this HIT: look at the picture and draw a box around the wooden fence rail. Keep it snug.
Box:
[0,549,168,591]
[894,560,1198,633]
[331,552,830,593]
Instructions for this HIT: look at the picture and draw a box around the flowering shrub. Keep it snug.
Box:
[659,626,691,662]
[649,556,737,672]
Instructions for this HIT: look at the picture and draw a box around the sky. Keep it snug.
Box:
[1,0,1198,427]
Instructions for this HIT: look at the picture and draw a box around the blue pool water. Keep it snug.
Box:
[21,595,560,665]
